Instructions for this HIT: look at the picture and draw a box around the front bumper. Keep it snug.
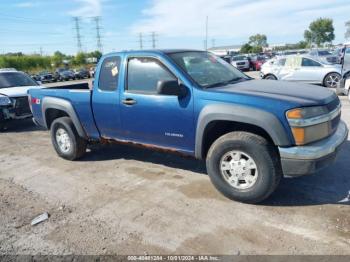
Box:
[279,121,348,176]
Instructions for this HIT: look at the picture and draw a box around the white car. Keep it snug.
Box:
[0,69,42,129]
[260,55,342,88]
[230,55,250,71]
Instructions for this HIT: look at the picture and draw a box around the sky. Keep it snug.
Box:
[0,0,349,55]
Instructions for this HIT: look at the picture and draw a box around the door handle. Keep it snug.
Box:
[122,98,137,105]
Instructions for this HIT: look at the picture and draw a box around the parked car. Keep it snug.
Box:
[74,68,90,79]
[260,55,342,88]
[29,50,348,204]
[0,70,42,129]
[336,45,350,97]
[38,71,56,83]
[89,67,96,78]
[308,49,338,64]
[55,69,75,81]
[230,55,250,71]
[249,55,266,71]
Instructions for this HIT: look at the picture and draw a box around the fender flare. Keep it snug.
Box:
[195,104,291,159]
[42,97,87,139]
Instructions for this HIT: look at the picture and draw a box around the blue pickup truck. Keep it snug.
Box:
[29,50,348,203]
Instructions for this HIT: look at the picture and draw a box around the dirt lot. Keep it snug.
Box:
[0,78,349,255]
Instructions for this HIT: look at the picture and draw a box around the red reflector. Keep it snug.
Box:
[31,98,40,104]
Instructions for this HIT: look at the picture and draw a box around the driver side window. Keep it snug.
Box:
[127,57,176,94]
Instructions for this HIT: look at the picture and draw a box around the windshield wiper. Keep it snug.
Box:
[205,77,245,88]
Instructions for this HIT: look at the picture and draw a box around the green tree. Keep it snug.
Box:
[345,20,350,40]
[89,50,102,60]
[73,52,86,65]
[248,34,268,47]
[251,45,263,53]
[240,43,252,54]
[304,18,335,47]
[51,51,65,67]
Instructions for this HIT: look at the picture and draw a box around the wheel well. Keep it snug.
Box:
[201,120,275,159]
[45,108,69,129]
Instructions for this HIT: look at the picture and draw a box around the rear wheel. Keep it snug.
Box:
[50,117,87,160]
[324,72,341,88]
[206,131,282,204]
[264,74,277,80]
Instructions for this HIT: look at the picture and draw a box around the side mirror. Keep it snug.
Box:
[157,80,187,97]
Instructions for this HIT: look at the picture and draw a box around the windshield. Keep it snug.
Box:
[0,72,38,89]
[168,51,249,87]
[318,50,331,56]
[232,56,247,61]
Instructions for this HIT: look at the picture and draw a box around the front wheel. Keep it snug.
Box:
[324,72,341,88]
[50,117,87,160]
[264,74,277,80]
[206,131,282,204]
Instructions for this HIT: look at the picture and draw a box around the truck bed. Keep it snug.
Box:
[28,82,100,139]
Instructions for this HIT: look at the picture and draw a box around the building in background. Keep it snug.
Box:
[208,45,242,56]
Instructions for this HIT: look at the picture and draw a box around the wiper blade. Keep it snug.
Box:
[205,77,244,88]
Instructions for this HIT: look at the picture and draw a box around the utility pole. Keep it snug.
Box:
[204,16,208,50]
[151,31,156,49]
[73,17,82,53]
[139,32,143,50]
[93,16,103,52]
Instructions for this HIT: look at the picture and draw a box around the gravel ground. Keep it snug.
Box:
[0,77,349,255]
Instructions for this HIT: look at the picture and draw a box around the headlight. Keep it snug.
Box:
[0,95,11,106]
[286,105,340,145]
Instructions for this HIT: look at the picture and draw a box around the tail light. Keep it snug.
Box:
[28,95,40,113]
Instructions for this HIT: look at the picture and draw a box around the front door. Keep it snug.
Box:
[120,56,194,154]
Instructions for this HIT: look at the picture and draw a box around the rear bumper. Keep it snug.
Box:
[279,121,348,176]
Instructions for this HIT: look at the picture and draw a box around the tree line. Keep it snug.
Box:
[240,17,347,54]
[0,51,102,73]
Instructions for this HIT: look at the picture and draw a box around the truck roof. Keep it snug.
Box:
[106,49,202,56]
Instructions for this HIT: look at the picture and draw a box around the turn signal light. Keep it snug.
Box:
[286,108,302,119]
[291,127,305,145]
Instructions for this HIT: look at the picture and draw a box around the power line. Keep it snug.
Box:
[73,17,83,53]
[92,16,103,52]
[0,12,62,25]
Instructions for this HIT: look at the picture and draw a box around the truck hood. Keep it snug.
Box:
[210,79,337,106]
[0,85,42,97]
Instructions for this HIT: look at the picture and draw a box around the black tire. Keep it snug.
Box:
[206,131,282,204]
[50,117,87,160]
[264,74,277,80]
[323,72,341,88]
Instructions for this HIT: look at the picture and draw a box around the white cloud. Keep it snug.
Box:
[68,0,103,17]
[14,1,39,8]
[131,0,350,43]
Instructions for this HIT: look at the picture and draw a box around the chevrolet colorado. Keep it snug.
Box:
[29,50,348,203]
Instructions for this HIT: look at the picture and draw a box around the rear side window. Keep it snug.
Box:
[98,56,121,91]
[127,57,176,94]
[302,58,321,67]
